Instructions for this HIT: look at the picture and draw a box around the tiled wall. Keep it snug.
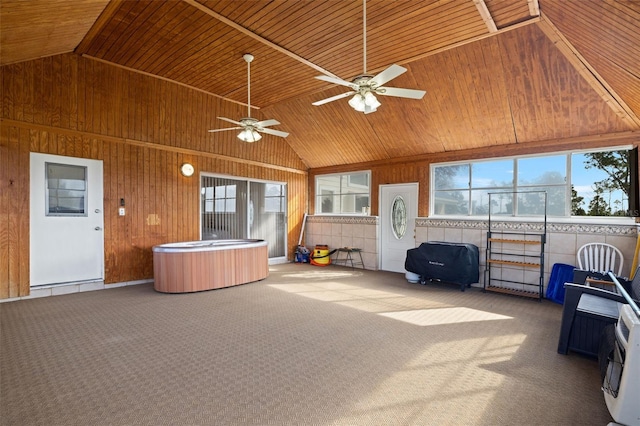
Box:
[304,216,379,270]
[418,218,638,293]
[304,215,639,295]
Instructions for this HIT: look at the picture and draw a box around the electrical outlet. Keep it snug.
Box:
[118,207,125,216]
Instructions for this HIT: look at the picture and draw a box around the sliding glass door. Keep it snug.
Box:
[201,177,247,240]
[201,175,286,259]
[249,182,286,258]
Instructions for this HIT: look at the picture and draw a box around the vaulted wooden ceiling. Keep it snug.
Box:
[2,0,639,169]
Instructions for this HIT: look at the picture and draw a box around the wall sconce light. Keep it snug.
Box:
[180,163,195,177]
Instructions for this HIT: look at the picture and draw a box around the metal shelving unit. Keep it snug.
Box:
[483,191,547,300]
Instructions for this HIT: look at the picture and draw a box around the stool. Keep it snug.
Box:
[333,247,364,269]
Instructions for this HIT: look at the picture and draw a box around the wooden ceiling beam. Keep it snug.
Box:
[81,54,258,110]
[473,0,497,33]
[528,0,540,17]
[75,0,125,55]
[537,12,640,128]
[181,0,339,79]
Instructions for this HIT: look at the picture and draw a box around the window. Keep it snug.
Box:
[202,184,237,213]
[264,183,285,213]
[432,148,635,217]
[315,171,371,214]
[46,163,87,216]
[201,175,287,258]
[250,182,287,258]
[391,196,407,239]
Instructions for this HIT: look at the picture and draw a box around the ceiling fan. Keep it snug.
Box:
[312,0,426,114]
[208,54,289,142]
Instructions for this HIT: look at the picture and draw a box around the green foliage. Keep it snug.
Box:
[571,186,586,215]
[579,150,630,216]
[584,150,629,197]
[588,189,611,216]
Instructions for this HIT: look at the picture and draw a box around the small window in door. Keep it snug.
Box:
[391,195,407,239]
[46,163,87,216]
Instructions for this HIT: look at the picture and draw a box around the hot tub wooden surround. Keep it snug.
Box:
[152,239,269,293]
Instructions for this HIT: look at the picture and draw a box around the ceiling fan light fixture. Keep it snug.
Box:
[209,54,288,141]
[312,0,425,111]
[349,92,380,113]
[364,91,381,109]
[348,94,366,111]
[238,128,261,142]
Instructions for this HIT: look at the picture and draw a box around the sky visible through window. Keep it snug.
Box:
[499,154,626,212]
[442,152,628,215]
[572,153,625,213]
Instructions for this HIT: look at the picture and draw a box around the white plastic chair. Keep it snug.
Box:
[576,242,624,276]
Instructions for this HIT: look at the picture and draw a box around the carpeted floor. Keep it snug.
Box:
[1,263,612,425]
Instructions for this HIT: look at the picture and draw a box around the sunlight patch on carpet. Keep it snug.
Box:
[269,282,405,302]
[379,307,512,326]
[335,334,526,425]
[337,298,450,313]
[268,282,357,293]
[279,270,362,280]
[269,282,455,311]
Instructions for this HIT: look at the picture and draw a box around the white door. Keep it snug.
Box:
[379,183,418,273]
[30,153,104,286]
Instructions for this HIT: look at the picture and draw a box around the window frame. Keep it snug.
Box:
[200,173,288,259]
[315,170,371,215]
[264,183,286,213]
[430,146,634,219]
[45,162,88,217]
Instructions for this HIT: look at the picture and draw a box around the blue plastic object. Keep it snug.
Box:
[546,263,576,304]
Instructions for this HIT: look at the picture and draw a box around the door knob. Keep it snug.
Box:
[95,226,102,231]
[95,209,101,213]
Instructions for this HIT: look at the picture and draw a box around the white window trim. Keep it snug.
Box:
[430,145,634,219]
[315,170,371,215]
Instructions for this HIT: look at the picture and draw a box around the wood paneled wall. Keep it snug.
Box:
[0,54,307,299]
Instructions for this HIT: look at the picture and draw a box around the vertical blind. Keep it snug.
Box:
[201,175,286,258]
[201,176,247,240]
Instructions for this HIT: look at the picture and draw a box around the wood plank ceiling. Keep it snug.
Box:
[2,0,639,169]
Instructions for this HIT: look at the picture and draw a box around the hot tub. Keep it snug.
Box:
[152,239,269,293]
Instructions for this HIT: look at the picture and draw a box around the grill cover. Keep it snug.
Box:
[405,241,479,291]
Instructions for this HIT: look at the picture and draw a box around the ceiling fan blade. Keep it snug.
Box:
[217,116,243,126]
[254,119,280,128]
[259,128,289,138]
[315,75,356,89]
[208,127,242,133]
[210,55,289,137]
[312,91,356,106]
[376,86,426,99]
[370,64,407,87]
